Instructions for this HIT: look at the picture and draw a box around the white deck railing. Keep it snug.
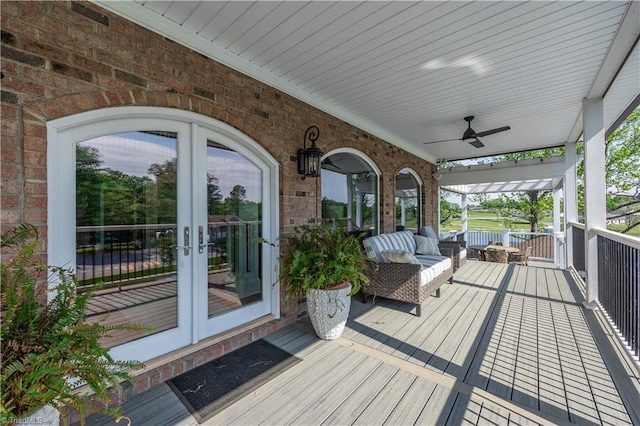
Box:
[460,230,557,263]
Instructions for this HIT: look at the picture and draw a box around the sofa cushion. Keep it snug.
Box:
[381,250,422,265]
[414,235,441,256]
[362,231,417,263]
[415,255,452,286]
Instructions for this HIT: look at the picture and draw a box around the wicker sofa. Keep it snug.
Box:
[361,231,454,317]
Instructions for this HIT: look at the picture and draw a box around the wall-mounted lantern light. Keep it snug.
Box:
[297,125,323,179]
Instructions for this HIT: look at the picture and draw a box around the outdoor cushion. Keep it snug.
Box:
[414,235,441,256]
[381,250,422,265]
[362,231,416,263]
[418,225,439,240]
[415,254,452,285]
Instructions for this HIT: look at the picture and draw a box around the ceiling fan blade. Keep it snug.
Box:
[468,138,484,148]
[474,126,511,138]
[322,158,342,170]
[423,138,462,145]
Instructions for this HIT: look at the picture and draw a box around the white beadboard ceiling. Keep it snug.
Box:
[94,1,639,164]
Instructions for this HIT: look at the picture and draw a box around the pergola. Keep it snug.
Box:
[436,156,566,239]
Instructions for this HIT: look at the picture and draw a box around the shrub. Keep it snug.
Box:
[1,224,148,425]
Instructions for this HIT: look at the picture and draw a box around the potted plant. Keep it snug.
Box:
[272,224,369,340]
[1,224,148,425]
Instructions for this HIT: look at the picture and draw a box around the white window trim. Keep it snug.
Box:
[322,147,381,235]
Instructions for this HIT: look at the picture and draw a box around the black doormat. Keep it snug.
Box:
[167,339,301,423]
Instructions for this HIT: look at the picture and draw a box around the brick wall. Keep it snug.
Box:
[0,0,438,409]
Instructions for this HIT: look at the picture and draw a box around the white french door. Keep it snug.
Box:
[49,108,279,363]
[193,127,274,339]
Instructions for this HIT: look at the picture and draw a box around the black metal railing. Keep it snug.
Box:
[571,224,586,272]
[598,232,640,359]
[76,224,178,287]
[76,222,261,289]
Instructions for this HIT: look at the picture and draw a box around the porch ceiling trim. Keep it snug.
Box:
[92,0,432,163]
[92,1,638,165]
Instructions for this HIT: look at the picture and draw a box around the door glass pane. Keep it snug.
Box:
[321,153,378,236]
[395,171,420,232]
[206,140,263,318]
[76,131,178,348]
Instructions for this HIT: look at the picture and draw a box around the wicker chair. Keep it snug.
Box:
[485,247,508,263]
[508,247,532,265]
[418,226,467,270]
[437,240,467,270]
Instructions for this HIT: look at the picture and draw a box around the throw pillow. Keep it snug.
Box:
[414,235,441,256]
[380,250,422,265]
[418,225,439,240]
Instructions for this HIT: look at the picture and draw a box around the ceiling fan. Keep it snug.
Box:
[321,157,342,170]
[423,116,510,148]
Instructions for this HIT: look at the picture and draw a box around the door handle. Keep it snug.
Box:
[171,226,191,255]
[198,225,216,253]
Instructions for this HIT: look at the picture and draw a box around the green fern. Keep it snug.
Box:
[272,224,370,299]
[1,224,150,425]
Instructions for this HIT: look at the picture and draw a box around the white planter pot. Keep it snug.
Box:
[21,404,60,426]
[307,284,352,340]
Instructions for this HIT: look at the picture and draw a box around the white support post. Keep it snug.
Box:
[461,193,468,238]
[553,187,561,267]
[347,174,354,230]
[355,189,362,229]
[436,187,441,235]
[400,198,406,226]
[502,228,510,247]
[583,98,606,310]
[564,142,578,270]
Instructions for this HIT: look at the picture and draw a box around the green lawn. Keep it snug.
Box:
[442,209,640,236]
[442,210,553,233]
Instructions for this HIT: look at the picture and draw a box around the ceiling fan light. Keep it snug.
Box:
[462,129,476,140]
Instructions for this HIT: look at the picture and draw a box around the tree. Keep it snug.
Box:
[228,184,247,202]
[440,190,461,225]
[502,190,552,232]
[604,107,640,233]
[475,196,509,222]
[207,174,224,215]
[76,145,150,227]
[577,106,640,233]
[147,158,178,224]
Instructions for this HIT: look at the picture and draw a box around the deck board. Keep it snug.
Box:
[382,377,438,425]
[319,363,401,425]
[286,358,385,425]
[77,261,639,426]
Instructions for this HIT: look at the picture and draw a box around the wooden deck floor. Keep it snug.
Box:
[81,261,640,426]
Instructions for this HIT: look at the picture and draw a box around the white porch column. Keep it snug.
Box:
[564,142,579,270]
[400,198,406,226]
[583,97,606,310]
[346,174,353,230]
[355,189,362,228]
[502,228,510,247]
[461,193,468,237]
[553,186,562,267]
